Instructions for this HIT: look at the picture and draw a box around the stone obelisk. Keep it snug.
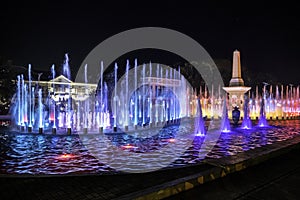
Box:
[229,50,244,86]
[223,50,251,119]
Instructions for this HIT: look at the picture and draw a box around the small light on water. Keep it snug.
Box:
[56,154,75,160]
[242,126,250,129]
[222,128,231,133]
[195,132,205,137]
[121,144,137,149]
[168,138,176,143]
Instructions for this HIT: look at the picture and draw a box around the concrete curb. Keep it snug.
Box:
[116,136,300,200]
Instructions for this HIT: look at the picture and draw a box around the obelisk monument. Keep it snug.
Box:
[229,50,244,86]
[223,50,251,119]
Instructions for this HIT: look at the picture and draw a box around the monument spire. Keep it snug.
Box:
[223,50,251,120]
[229,50,244,86]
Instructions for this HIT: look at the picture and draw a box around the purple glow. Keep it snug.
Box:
[38,89,43,128]
[258,94,269,127]
[51,64,56,129]
[242,118,252,129]
[221,100,231,133]
[194,98,206,137]
[222,128,231,133]
[242,96,252,129]
[258,116,268,127]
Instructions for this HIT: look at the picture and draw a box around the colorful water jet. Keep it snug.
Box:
[221,100,231,133]
[258,84,269,127]
[241,95,252,129]
[194,98,206,137]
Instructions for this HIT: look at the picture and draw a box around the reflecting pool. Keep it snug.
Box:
[0,120,299,175]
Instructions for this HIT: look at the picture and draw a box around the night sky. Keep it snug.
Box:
[1,1,300,84]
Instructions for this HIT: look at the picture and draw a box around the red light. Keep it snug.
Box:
[121,144,137,149]
[56,154,75,160]
[49,112,54,121]
[161,138,176,143]
[24,115,28,123]
[168,138,176,143]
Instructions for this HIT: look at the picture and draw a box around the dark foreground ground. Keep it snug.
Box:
[167,146,300,200]
[0,136,300,200]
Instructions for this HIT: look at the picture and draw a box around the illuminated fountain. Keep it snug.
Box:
[38,88,43,133]
[51,65,56,134]
[249,84,300,120]
[9,51,300,134]
[258,83,269,127]
[11,55,194,134]
[28,64,32,132]
[221,100,231,133]
[4,50,300,176]
[241,95,252,129]
[194,98,206,137]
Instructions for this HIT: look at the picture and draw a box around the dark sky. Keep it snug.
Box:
[1,1,300,84]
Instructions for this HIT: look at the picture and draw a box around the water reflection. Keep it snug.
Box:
[0,120,299,175]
